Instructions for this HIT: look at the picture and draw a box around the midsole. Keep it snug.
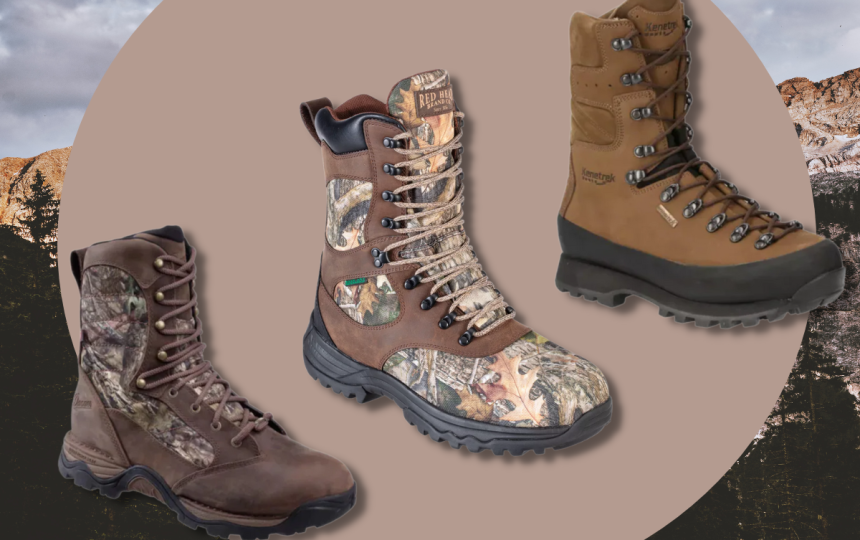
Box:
[557,255,844,315]
[59,450,354,531]
[304,310,611,441]
[558,215,844,303]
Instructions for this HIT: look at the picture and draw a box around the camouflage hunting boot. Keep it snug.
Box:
[557,0,845,327]
[299,69,612,456]
[58,226,355,539]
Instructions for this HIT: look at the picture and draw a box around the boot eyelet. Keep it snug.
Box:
[371,248,390,268]
[683,198,703,218]
[438,313,456,329]
[153,258,164,269]
[381,190,401,203]
[381,217,399,229]
[382,137,402,149]
[382,163,402,176]
[684,92,693,111]
[154,320,165,331]
[404,276,420,290]
[505,306,514,315]
[685,125,693,140]
[157,350,168,361]
[791,221,803,230]
[706,213,727,232]
[660,184,680,202]
[190,404,201,413]
[631,107,652,121]
[611,38,633,51]
[764,211,780,221]
[231,438,243,448]
[168,388,179,398]
[722,181,737,193]
[755,233,774,250]
[634,145,655,158]
[136,378,146,389]
[621,72,643,86]
[459,328,476,346]
[684,15,692,30]
[420,294,438,310]
[730,223,750,243]
[626,170,646,185]
[211,422,222,431]
[154,291,165,302]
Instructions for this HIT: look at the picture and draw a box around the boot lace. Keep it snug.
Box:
[616,16,802,249]
[374,112,515,345]
[137,247,272,447]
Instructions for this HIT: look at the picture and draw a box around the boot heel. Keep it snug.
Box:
[303,312,382,404]
[58,446,128,499]
[555,255,631,308]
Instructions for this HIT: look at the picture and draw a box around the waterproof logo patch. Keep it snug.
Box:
[581,168,615,185]
[657,205,678,228]
[414,84,455,118]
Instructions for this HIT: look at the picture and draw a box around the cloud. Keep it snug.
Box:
[0,0,160,159]
[714,0,860,84]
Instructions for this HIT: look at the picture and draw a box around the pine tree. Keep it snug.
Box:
[15,169,60,265]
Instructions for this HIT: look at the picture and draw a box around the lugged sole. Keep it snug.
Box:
[58,450,356,539]
[556,255,845,328]
[302,308,613,456]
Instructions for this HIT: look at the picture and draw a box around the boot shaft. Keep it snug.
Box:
[70,226,219,468]
[561,0,822,266]
[302,70,525,371]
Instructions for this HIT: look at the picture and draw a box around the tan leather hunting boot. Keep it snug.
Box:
[59,226,355,539]
[557,0,844,327]
[300,69,612,456]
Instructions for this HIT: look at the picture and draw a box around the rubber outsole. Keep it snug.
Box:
[58,451,356,539]
[556,255,845,328]
[302,309,612,456]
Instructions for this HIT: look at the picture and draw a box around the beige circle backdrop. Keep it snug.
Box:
[58,1,814,538]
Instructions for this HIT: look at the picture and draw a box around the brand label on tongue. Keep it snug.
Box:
[414,84,455,118]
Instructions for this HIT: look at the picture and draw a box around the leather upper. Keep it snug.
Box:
[316,119,530,370]
[561,5,827,267]
[69,232,354,517]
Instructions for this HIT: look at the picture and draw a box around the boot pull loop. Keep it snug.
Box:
[299,97,333,145]
[70,248,88,290]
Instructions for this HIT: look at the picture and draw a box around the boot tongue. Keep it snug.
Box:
[133,226,191,311]
[387,69,456,151]
[135,226,248,425]
[610,0,683,50]
[611,0,686,122]
[385,70,504,332]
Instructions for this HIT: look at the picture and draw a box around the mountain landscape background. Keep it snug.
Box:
[653,71,860,539]
[780,69,860,174]
[4,64,860,538]
[0,148,69,230]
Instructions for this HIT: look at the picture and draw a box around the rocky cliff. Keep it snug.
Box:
[779,69,860,174]
[0,147,70,227]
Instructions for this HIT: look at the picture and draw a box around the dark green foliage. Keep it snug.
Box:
[16,169,60,263]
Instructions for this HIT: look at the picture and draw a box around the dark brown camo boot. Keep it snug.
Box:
[557,0,845,327]
[59,226,355,539]
[299,69,612,456]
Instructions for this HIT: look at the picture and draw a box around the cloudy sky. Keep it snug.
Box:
[0,0,159,159]
[1,0,859,159]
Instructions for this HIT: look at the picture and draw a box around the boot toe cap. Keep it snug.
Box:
[176,436,354,518]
